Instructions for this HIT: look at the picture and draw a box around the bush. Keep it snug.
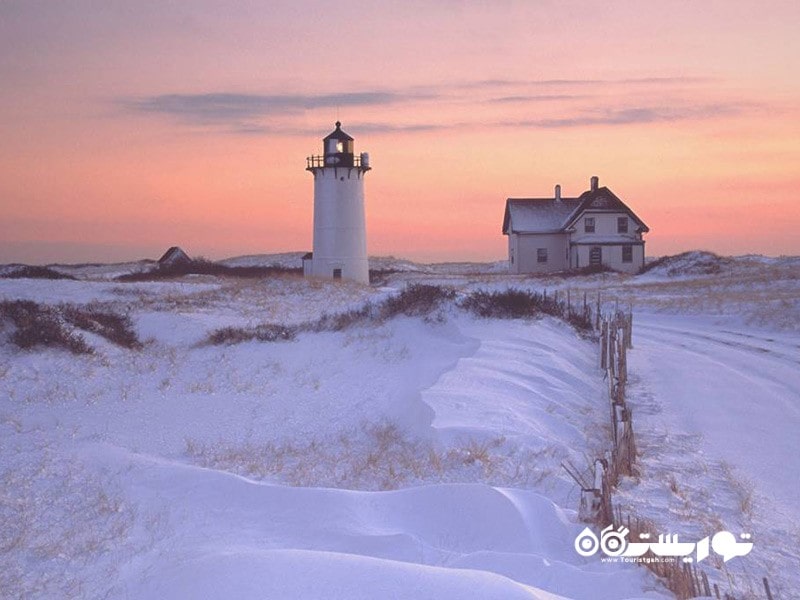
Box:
[0,300,92,354]
[310,305,375,332]
[116,259,301,281]
[206,323,296,345]
[61,305,142,349]
[380,284,456,318]
[368,268,401,285]
[204,285,456,346]
[565,310,594,333]
[567,264,616,277]
[0,301,143,353]
[461,288,562,319]
[1,266,75,280]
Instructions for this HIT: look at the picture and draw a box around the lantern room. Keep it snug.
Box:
[323,121,355,167]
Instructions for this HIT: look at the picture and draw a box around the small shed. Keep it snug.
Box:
[158,246,192,268]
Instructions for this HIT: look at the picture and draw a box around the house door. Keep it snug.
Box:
[332,268,342,280]
[589,247,602,266]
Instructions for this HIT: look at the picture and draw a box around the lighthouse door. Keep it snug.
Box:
[332,268,342,280]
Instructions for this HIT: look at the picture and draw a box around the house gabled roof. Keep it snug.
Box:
[564,186,649,232]
[503,183,649,235]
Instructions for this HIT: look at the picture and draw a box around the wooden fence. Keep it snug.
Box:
[560,294,776,599]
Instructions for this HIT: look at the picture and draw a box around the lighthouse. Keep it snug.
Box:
[304,122,370,284]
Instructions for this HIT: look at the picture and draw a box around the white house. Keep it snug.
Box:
[502,176,649,274]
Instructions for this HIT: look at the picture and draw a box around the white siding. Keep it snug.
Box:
[505,205,647,274]
[571,212,640,243]
[573,243,644,273]
[513,233,569,273]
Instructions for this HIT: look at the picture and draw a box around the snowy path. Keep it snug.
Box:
[622,313,800,596]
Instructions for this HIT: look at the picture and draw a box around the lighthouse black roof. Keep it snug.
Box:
[323,121,354,142]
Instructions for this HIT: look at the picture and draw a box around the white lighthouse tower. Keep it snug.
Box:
[304,121,370,284]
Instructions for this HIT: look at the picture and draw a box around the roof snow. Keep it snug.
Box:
[503,185,650,234]
[502,198,581,233]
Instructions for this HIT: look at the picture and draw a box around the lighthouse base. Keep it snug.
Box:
[301,253,369,285]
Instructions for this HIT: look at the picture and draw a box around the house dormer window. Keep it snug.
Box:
[618,217,628,233]
[584,217,595,233]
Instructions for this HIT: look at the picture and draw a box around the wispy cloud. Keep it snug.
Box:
[125,91,410,124]
[449,76,715,90]
[522,104,747,128]
[356,103,753,134]
[489,94,589,103]
[120,77,738,135]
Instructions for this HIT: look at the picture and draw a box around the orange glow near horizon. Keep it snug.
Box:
[1,2,799,264]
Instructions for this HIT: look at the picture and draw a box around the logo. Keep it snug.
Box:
[574,525,754,563]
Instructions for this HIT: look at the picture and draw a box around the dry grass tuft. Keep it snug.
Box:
[185,422,549,491]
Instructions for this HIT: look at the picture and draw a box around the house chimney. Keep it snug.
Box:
[554,184,561,202]
[590,175,599,192]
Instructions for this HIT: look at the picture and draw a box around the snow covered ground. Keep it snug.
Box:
[1,251,797,599]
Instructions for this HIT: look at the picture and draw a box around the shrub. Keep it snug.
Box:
[310,305,375,332]
[1,301,143,353]
[1,266,75,280]
[567,264,616,277]
[368,268,401,285]
[206,323,296,345]
[380,284,456,318]
[0,300,92,355]
[565,310,594,334]
[116,259,302,281]
[61,305,142,349]
[461,288,562,319]
[206,301,378,346]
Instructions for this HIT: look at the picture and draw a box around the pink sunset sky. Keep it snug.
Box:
[1,1,798,264]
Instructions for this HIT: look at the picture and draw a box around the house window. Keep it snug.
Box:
[622,245,633,263]
[332,268,342,279]
[584,217,595,233]
[589,246,602,266]
[618,217,628,233]
[537,248,548,263]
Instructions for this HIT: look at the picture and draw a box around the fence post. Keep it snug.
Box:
[626,306,634,349]
[608,324,616,382]
[583,291,591,323]
[595,293,601,331]
[600,320,608,369]
[764,577,774,600]
[566,288,571,318]
[701,571,711,597]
